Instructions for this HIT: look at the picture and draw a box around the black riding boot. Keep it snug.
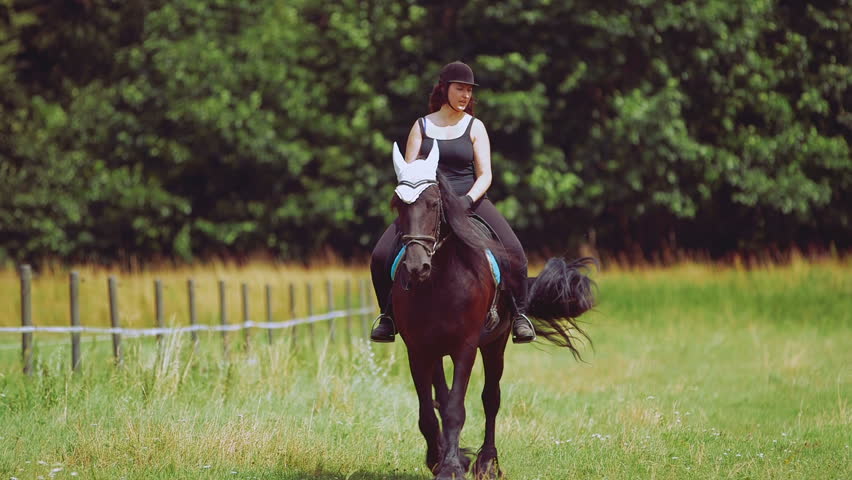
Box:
[509,281,536,344]
[369,292,396,343]
[511,308,536,344]
[370,313,396,342]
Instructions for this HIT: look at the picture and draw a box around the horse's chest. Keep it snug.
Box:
[393,271,492,345]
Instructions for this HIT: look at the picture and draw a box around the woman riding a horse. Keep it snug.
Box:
[368,61,596,479]
[370,61,536,344]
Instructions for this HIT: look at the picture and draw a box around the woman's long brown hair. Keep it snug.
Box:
[428,81,476,115]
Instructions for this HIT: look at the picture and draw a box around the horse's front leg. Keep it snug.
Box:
[409,353,443,473]
[474,332,509,479]
[436,347,477,480]
[433,361,450,421]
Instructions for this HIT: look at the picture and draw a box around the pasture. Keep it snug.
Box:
[0,258,850,479]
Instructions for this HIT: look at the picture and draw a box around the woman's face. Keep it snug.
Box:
[447,82,473,111]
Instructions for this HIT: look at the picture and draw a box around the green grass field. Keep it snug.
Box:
[0,259,850,479]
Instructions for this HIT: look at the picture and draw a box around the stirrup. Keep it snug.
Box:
[511,313,536,344]
[370,313,396,343]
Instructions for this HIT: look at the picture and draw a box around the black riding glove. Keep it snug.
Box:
[459,194,474,212]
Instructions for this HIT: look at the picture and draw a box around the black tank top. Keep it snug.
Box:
[417,115,476,196]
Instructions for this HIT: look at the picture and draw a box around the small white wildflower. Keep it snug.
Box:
[781,432,787,436]
[672,456,679,460]
[203,465,211,469]
[71,473,79,477]
[231,471,238,475]
[646,395,655,400]
[736,453,742,457]
[758,453,764,458]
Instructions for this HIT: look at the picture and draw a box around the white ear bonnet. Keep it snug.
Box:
[393,141,439,204]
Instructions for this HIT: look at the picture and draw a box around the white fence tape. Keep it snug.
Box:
[0,307,374,338]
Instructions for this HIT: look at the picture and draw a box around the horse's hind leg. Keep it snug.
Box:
[409,354,443,474]
[474,333,509,479]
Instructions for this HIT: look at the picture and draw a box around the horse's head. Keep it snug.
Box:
[392,141,443,288]
[395,184,442,286]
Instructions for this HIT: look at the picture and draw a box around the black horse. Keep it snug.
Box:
[392,171,596,479]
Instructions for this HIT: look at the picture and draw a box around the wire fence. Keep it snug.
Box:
[0,308,374,337]
[4,265,378,373]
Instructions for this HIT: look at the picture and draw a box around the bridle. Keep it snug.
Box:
[399,181,447,257]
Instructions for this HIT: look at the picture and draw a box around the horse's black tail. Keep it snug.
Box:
[526,256,597,360]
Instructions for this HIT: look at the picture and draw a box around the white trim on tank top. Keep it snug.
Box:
[423,114,473,140]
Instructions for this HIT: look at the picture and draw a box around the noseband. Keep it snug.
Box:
[399,182,446,257]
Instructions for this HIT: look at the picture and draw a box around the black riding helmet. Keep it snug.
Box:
[439,61,479,86]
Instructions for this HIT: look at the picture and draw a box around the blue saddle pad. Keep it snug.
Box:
[391,246,500,285]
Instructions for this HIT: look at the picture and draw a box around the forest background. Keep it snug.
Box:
[1,0,850,265]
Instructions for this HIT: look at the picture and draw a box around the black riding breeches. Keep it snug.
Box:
[369,198,529,314]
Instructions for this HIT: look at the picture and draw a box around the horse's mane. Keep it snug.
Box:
[436,172,510,273]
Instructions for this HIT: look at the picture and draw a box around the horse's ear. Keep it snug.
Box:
[392,142,406,179]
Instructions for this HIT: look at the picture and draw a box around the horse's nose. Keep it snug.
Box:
[409,261,431,283]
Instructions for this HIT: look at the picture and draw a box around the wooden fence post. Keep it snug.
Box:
[187,279,198,346]
[289,283,296,346]
[360,278,369,338]
[155,279,164,345]
[70,271,81,372]
[326,279,335,343]
[345,279,352,349]
[306,282,314,347]
[20,265,33,376]
[219,280,228,356]
[108,276,122,366]
[242,282,250,351]
[265,284,273,345]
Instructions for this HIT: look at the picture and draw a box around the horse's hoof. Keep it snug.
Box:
[473,458,502,479]
[473,452,502,480]
[435,470,466,480]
